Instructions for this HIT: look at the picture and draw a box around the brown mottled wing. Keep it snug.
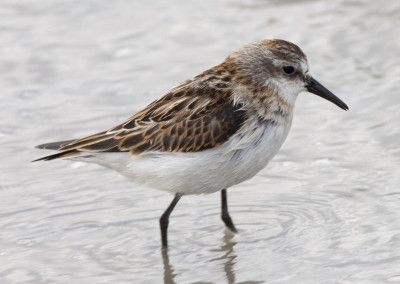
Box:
[38,86,246,157]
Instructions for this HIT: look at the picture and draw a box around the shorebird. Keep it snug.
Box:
[34,39,348,248]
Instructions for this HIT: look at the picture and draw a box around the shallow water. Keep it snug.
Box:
[1,0,400,283]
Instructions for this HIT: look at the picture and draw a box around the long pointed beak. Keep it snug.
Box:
[306,77,349,111]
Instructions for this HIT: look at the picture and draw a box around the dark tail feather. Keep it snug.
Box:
[35,140,76,150]
[32,150,81,162]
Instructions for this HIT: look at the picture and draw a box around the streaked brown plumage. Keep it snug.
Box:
[36,40,311,161]
[34,37,349,172]
[36,64,249,159]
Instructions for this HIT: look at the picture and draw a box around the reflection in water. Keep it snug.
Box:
[162,249,177,284]
[210,231,237,284]
[211,231,263,283]
[162,230,263,284]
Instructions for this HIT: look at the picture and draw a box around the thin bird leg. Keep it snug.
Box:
[221,189,237,233]
[160,193,183,248]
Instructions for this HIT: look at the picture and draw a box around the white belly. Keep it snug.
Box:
[82,118,292,195]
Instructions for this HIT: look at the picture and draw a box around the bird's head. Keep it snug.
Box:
[229,39,348,111]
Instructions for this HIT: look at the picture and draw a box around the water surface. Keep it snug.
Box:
[1,0,400,283]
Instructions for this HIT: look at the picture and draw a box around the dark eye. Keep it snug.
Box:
[282,66,295,75]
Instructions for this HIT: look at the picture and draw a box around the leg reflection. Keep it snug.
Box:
[162,248,177,284]
[211,230,238,284]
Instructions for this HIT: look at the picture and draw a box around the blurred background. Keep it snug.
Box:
[1,0,400,283]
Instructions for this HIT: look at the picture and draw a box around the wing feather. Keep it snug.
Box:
[37,81,247,157]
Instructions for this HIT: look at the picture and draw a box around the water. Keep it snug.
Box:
[1,0,400,283]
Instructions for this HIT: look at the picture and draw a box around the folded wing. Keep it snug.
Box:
[34,84,247,161]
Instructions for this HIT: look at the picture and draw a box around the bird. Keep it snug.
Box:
[33,39,349,248]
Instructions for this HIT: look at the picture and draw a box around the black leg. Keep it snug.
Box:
[221,189,237,233]
[160,193,183,248]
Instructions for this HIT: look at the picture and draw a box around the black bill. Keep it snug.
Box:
[306,77,349,111]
